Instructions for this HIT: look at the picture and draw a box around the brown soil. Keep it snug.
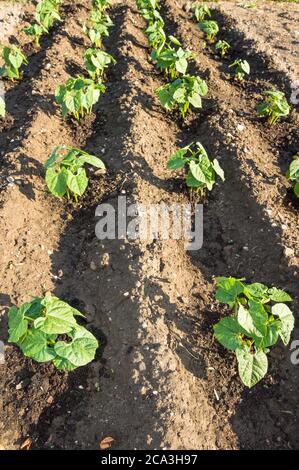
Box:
[0,0,298,450]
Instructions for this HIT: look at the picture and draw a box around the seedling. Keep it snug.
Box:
[84,48,116,80]
[55,76,106,121]
[0,45,28,81]
[156,75,208,118]
[229,59,250,80]
[8,295,98,371]
[36,0,62,30]
[93,0,112,10]
[286,153,299,197]
[22,0,61,46]
[257,90,290,125]
[146,20,166,50]
[44,145,105,201]
[191,3,211,22]
[83,21,111,48]
[214,277,294,387]
[137,0,160,11]
[167,142,224,194]
[142,7,164,26]
[22,23,48,47]
[0,96,5,119]
[151,36,193,79]
[89,9,113,27]
[215,39,230,58]
[198,20,219,42]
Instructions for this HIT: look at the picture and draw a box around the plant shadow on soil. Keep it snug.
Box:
[25,4,170,450]
[159,0,299,449]
[0,5,82,206]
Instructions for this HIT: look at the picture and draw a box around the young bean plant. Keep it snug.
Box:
[36,0,62,30]
[93,0,112,10]
[84,48,116,80]
[23,0,62,46]
[198,20,219,42]
[214,277,294,388]
[191,3,211,22]
[44,145,105,201]
[55,76,106,121]
[145,19,166,50]
[286,153,299,197]
[257,90,290,125]
[8,295,98,371]
[22,23,48,47]
[167,142,224,193]
[215,40,230,58]
[151,36,193,79]
[156,75,208,118]
[83,16,113,48]
[229,59,250,80]
[0,45,28,81]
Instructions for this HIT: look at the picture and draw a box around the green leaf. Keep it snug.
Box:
[213,316,244,351]
[268,287,292,302]
[45,167,68,197]
[215,277,244,307]
[243,282,268,301]
[54,327,98,367]
[52,356,78,371]
[20,329,56,363]
[77,154,105,169]
[167,154,186,170]
[157,86,173,110]
[212,159,225,181]
[237,304,263,339]
[8,306,28,343]
[189,160,207,183]
[186,171,204,188]
[39,296,78,334]
[272,303,295,345]
[288,159,299,179]
[294,181,299,198]
[256,320,281,349]
[66,168,88,196]
[176,58,188,75]
[168,35,181,46]
[188,92,202,108]
[236,348,268,388]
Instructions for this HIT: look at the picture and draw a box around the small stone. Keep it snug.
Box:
[100,253,110,267]
[85,304,96,322]
[90,261,97,271]
[16,383,22,390]
[285,247,294,257]
[45,63,51,70]
[47,396,54,404]
[237,124,245,132]
[135,281,142,288]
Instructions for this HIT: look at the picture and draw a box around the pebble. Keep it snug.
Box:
[90,261,97,271]
[100,253,110,267]
[285,247,294,257]
[237,124,245,132]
